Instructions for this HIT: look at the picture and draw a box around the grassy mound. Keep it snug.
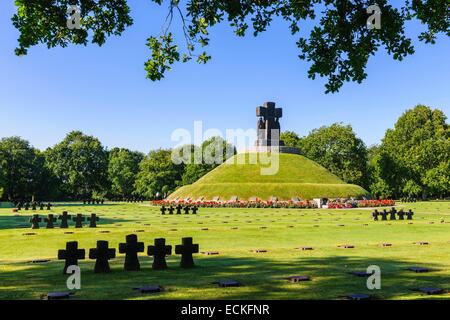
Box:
[169,153,369,200]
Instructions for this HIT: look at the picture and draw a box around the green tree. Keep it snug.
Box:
[379,105,449,198]
[108,148,144,198]
[45,131,109,199]
[300,123,369,187]
[181,136,235,185]
[367,145,394,199]
[0,137,44,200]
[12,1,449,93]
[135,149,184,199]
[281,131,302,149]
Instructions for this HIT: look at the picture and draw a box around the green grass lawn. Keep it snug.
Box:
[0,201,449,300]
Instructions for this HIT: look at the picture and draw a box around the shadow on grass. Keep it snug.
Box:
[0,255,448,300]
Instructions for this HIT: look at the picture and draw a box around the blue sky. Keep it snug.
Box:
[0,1,449,153]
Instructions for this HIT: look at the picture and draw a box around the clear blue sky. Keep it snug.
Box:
[1,1,449,153]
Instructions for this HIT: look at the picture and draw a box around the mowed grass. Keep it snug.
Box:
[168,153,368,200]
[0,201,449,300]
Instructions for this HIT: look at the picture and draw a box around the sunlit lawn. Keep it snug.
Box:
[0,201,449,300]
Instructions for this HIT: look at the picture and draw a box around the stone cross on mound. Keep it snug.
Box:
[89,240,116,273]
[147,238,172,270]
[175,237,199,268]
[73,214,85,228]
[160,206,166,215]
[44,214,57,229]
[58,241,86,274]
[255,102,285,147]
[88,214,99,228]
[30,214,41,229]
[58,212,72,228]
[119,234,144,271]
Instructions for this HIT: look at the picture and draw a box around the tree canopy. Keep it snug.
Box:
[108,148,144,198]
[12,1,450,93]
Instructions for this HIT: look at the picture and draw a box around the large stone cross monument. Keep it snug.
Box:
[255,102,285,147]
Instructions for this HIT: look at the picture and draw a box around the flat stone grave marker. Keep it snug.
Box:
[134,230,145,233]
[349,271,371,277]
[414,241,429,246]
[201,228,209,231]
[169,229,178,231]
[89,240,116,273]
[201,251,219,255]
[380,243,393,247]
[251,249,267,253]
[133,286,164,294]
[286,276,311,283]
[231,227,239,230]
[260,226,267,229]
[214,280,241,288]
[29,259,51,264]
[98,231,110,234]
[45,292,74,300]
[175,237,199,268]
[338,245,355,249]
[119,234,144,271]
[58,241,86,274]
[298,247,314,251]
[23,232,37,236]
[346,294,371,301]
[64,231,74,235]
[414,287,445,295]
[407,267,431,273]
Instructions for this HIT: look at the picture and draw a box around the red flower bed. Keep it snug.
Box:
[152,199,317,209]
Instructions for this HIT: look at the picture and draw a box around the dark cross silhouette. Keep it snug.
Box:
[87,214,99,228]
[183,206,190,215]
[175,237,199,268]
[406,210,414,220]
[380,210,388,221]
[58,241,85,274]
[119,234,144,271]
[389,208,397,220]
[256,102,284,146]
[30,214,41,229]
[24,203,30,210]
[31,202,37,211]
[147,238,172,270]
[39,203,44,210]
[73,214,85,228]
[160,206,167,215]
[44,214,57,229]
[191,206,198,215]
[372,210,379,221]
[168,206,175,215]
[398,209,405,220]
[46,203,52,210]
[58,211,72,228]
[176,205,182,215]
[89,240,116,273]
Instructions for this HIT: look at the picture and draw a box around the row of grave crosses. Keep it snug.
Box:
[16,202,52,211]
[58,235,199,274]
[372,208,414,221]
[30,212,99,229]
[160,205,199,215]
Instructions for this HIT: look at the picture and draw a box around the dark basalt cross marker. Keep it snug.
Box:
[89,240,116,273]
[406,210,414,220]
[160,206,166,215]
[30,214,41,229]
[44,214,57,229]
[175,237,199,268]
[191,206,198,214]
[58,241,86,274]
[183,206,190,215]
[147,238,172,270]
[58,212,72,228]
[88,214,99,228]
[168,206,174,215]
[389,208,397,220]
[176,205,182,215]
[119,234,144,271]
[398,209,406,220]
[73,214,85,228]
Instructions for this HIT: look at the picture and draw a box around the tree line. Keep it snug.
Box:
[0,105,448,201]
